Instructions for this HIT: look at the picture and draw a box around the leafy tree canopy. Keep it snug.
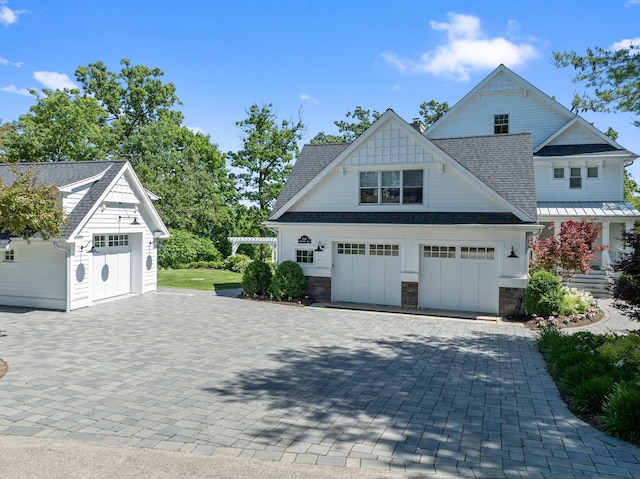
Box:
[0,165,67,241]
[553,45,640,126]
[613,223,640,321]
[311,101,449,144]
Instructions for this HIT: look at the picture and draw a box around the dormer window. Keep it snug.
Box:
[3,249,14,262]
[494,114,509,134]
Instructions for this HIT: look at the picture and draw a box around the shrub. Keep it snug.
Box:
[570,376,616,415]
[158,229,222,269]
[525,270,565,317]
[223,254,252,274]
[597,333,640,371]
[242,260,273,295]
[558,358,606,394]
[271,260,307,299]
[600,381,640,443]
[559,288,592,316]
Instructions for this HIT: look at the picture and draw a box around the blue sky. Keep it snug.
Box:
[2,1,640,177]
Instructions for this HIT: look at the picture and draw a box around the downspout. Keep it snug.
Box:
[53,240,71,312]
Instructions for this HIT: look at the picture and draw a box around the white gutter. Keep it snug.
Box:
[53,241,71,313]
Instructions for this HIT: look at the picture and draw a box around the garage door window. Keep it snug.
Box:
[93,235,106,248]
[337,243,365,255]
[370,244,399,256]
[461,247,495,260]
[108,234,129,247]
[423,245,456,258]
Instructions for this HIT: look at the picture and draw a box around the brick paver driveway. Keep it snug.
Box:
[0,290,638,478]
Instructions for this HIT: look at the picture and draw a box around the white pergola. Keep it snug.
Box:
[228,236,277,262]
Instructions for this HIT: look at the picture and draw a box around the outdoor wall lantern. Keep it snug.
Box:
[315,241,325,252]
[80,240,97,254]
[507,246,518,258]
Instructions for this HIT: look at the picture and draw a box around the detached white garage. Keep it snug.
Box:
[0,161,169,311]
[420,245,498,313]
[333,242,401,306]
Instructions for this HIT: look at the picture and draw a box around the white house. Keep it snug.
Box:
[425,64,640,268]
[0,161,169,311]
[267,65,639,316]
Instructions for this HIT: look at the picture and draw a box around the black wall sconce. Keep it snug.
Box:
[81,240,97,254]
[315,241,325,252]
[507,246,518,258]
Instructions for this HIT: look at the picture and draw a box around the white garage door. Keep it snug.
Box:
[420,245,498,313]
[92,234,131,301]
[333,243,401,306]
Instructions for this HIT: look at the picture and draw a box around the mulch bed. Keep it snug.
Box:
[240,293,316,307]
[0,359,7,380]
[503,309,605,330]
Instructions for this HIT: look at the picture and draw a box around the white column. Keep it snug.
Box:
[600,222,610,268]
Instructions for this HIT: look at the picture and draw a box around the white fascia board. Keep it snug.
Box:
[57,171,107,192]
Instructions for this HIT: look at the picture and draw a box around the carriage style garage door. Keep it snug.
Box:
[92,234,132,301]
[419,245,498,313]
[333,242,401,306]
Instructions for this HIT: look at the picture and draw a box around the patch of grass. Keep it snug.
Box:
[158,268,242,291]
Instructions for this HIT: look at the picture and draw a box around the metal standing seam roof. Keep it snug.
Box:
[537,201,640,218]
[0,161,128,239]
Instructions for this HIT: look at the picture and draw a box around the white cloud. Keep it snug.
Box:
[625,0,640,6]
[610,37,640,51]
[0,56,22,67]
[33,71,77,90]
[1,84,31,96]
[300,93,318,104]
[0,3,24,26]
[383,12,538,82]
[186,126,205,134]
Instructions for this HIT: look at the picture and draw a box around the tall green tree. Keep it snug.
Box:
[310,101,449,144]
[0,166,67,241]
[4,89,109,162]
[553,45,640,125]
[419,100,450,128]
[229,103,304,257]
[75,58,183,156]
[130,117,237,253]
[311,106,381,144]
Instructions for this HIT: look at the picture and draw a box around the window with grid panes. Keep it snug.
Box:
[337,243,366,255]
[369,244,399,256]
[3,250,14,262]
[494,114,509,134]
[296,250,314,264]
[423,245,456,258]
[461,247,495,260]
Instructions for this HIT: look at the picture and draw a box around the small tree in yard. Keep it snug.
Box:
[612,224,640,321]
[530,219,606,281]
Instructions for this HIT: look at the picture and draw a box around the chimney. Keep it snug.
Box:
[411,118,425,134]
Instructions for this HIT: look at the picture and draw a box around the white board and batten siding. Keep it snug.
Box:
[0,242,66,310]
[290,118,509,215]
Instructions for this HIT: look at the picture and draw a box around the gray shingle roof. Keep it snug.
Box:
[431,133,537,221]
[271,143,350,215]
[535,144,631,157]
[277,211,524,225]
[0,161,128,239]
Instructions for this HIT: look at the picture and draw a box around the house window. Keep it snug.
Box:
[494,114,509,134]
[296,250,314,264]
[370,244,399,256]
[337,243,365,255]
[3,250,14,262]
[359,170,423,205]
[570,167,582,189]
[423,245,456,258]
[108,234,129,247]
[553,168,564,179]
[93,235,106,248]
[587,167,599,178]
[461,247,495,260]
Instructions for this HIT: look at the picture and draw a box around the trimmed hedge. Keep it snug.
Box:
[525,270,564,317]
[271,260,306,299]
[242,260,272,295]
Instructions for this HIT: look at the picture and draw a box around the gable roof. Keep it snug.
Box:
[431,133,537,220]
[270,109,537,224]
[0,161,169,240]
[425,64,637,161]
[272,143,349,214]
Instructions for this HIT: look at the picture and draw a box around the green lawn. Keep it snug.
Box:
[158,268,243,291]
